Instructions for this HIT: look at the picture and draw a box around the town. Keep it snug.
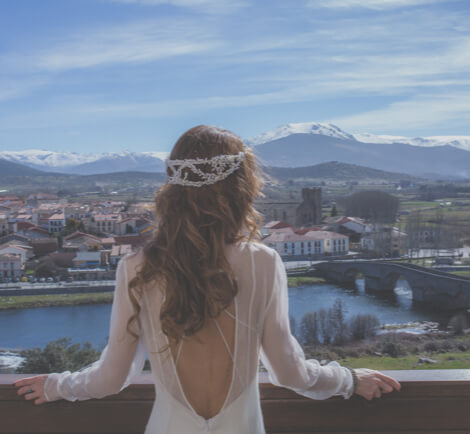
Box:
[1,184,470,285]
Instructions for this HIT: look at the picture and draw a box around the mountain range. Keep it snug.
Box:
[1,122,470,178]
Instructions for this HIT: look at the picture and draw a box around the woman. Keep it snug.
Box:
[13,125,400,433]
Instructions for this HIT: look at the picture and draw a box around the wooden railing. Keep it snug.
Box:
[3,370,470,433]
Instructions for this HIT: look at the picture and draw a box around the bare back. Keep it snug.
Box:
[168,299,236,420]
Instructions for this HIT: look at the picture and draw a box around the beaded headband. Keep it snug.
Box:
[165,147,247,187]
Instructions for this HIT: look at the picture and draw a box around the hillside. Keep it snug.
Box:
[0,158,46,176]
[265,161,423,182]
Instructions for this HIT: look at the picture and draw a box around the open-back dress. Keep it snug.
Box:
[44,241,354,433]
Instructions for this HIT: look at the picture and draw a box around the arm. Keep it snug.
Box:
[43,254,146,402]
[260,250,354,400]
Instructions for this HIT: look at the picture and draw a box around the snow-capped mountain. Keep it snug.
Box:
[245,122,355,146]
[0,149,168,175]
[352,133,470,151]
[249,122,470,179]
[3,122,470,178]
[246,122,470,151]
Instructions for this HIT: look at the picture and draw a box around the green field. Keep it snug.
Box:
[340,352,470,370]
[450,271,470,277]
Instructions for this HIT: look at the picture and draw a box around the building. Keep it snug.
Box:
[93,214,121,234]
[72,251,102,268]
[257,187,322,227]
[48,213,66,234]
[31,237,59,256]
[361,226,408,257]
[260,221,294,237]
[116,217,138,235]
[16,223,50,240]
[263,230,348,258]
[0,253,22,280]
[62,231,103,252]
[110,244,133,267]
[295,187,322,226]
[0,243,32,263]
[64,205,90,221]
[256,201,299,226]
[263,232,324,257]
[321,231,349,255]
[0,217,9,237]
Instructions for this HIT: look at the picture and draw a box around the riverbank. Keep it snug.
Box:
[304,332,470,370]
[287,276,326,286]
[0,277,326,310]
[0,292,114,310]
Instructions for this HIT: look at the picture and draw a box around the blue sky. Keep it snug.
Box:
[1,0,470,153]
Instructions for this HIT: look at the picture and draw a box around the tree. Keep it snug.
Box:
[342,190,399,223]
[330,205,338,217]
[301,312,319,345]
[65,217,80,232]
[348,314,380,341]
[35,256,60,278]
[317,308,330,344]
[330,298,348,345]
[16,338,102,374]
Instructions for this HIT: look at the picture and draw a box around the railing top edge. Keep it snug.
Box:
[2,369,470,386]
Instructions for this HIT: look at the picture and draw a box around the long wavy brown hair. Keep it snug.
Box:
[127,125,264,347]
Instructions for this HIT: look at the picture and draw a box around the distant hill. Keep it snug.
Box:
[265,161,423,182]
[0,158,46,176]
[4,122,470,178]
[82,171,166,183]
[254,134,470,179]
[0,149,166,175]
[249,123,470,179]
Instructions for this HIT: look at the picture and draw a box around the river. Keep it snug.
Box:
[1,279,454,370]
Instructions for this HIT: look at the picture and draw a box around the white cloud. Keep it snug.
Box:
[330,92,470,133]
[107,0,248,13]
[0,77,49,101]
[4,19,220,72]
[307,0,454,10]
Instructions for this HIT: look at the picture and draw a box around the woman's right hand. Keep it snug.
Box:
[353,368,401,400]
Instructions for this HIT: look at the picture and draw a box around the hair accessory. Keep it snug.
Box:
[165,147,247,187]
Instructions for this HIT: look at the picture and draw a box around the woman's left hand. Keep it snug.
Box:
[13,375,48,405]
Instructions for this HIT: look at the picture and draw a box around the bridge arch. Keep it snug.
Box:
[381,271,402,292]
[343,268,361,284]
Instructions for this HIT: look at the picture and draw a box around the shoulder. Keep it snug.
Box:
[237,240,280,266]
[117,248,145,278]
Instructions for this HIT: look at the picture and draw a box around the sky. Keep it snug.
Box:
[1,0,470,153]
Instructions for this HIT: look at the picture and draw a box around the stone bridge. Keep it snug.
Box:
[313,260,470,310]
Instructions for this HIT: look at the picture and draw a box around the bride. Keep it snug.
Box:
[13,125,400,433]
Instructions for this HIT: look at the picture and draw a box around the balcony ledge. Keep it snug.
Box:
[2,370,470,433]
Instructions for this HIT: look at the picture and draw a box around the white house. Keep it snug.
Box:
[0,253,22,280]
[0,243,32,263]
[93,214,121,234]
[263,230,349,258]
[320,231,349,255]
[48,213,66,234]
[340,217,373,234]
[116,217,138,235]
[263,232,323,257]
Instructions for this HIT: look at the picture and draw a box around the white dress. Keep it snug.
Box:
[44,241,354,433]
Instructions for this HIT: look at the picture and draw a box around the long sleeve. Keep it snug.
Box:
[260,250,354,400]
[43,253,146,402]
